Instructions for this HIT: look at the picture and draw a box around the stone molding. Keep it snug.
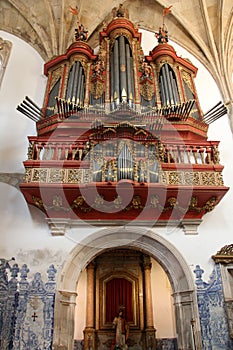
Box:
[0,172,24,190]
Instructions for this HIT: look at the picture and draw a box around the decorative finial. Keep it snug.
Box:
[112,4,129,19]
[70,5,88,41]
[155,6,172,44]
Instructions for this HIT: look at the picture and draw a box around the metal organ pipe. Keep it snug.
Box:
[119,36,127,101]
[130,56,134,106]
[66,64,74,101]
[76,65,83,104]
[113,39,120,105]
[111,36,135,109]
[110,52,115,108]
[169,70,177,104]
[80,74,85,106]
[160,76,166,106]
[126,43,133,106]
[71,61,80,102]
[66,60,86,106]
[164,64,174,105]
[160,64,179,106]
[172,74,180,105]
[160,67,169,106]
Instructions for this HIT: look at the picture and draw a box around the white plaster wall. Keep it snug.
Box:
[0,32,76,278]
[151,258,176,338]
[0,31,46,172]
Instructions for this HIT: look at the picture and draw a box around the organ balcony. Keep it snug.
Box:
[18,6,229,234]
[20,108,228,233]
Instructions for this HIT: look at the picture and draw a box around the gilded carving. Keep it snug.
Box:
[124,196,143,211]
[157,141,165,162]
[93,195,104,208]
[181,70,194,93]
[168,172,182,185]
[32,196,45,211]
[203,197,216,212]
[140,80,154,101]
[150,195,160,208]
[52,195,63,210]
[91,79,104,100]
[201,172,215,186]
[49,169,65,183]
[212,244,233,264]
[188,196,216,213]
[113,196,123,208]
[71,196,91,212]
[24,169,32,183]
[27,142,34,160]
[183,172,200,186]
[68,170,82,183]
[71,196,84,208]
[25,166,226,188]
[212,145,220,164]
[216,244,233,256]
[215,172,224,185]
[188,196,200,212]
[160,172,167,184]
[109,30,132,49]
[83,169,90,183]
[91,60,105,79]
[50,66,62,91]
[163,197,185,213]
[32,169,47,182]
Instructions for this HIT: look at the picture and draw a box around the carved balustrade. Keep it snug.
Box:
[27,139,220,166]
[164,142,220,165]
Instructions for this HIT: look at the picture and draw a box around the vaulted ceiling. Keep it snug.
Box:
[1,0,233,121]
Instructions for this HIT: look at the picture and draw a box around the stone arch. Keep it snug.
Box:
[52,227,202,350]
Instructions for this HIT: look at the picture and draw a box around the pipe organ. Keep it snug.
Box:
[19,3,228,234]
[110,36,135,108]
[159,63,179,106]
[66,61,85,106]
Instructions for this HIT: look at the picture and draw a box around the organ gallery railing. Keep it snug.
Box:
[27,139,220,165]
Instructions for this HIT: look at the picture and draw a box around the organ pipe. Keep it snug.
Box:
[76,65,83,104]
[72,61,80,102]
[160,64,180,106]
[164,64,174,104]
[119,36,127,100]
[111,36,135,108]
[113,40,120,105]
[169,70,178,104]
[161,74,169,106]
[67,62,74,101]
[160,76,166,106]
[110,52,115,107]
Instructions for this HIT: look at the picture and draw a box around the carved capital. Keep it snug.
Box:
[212,244,233,264]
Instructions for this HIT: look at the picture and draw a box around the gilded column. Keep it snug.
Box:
[143,256,154,329]
[84,261,96,350]
[143,255,156,349]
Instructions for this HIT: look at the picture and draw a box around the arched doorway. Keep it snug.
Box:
[52,227,202,350]
[74,250,176,349]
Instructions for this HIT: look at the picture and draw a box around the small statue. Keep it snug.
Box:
[75,23,88,41]
[140,60,152,80]
[92,60,105,78]
[155,27,169,44]
[112,309,129,350]
[112,4,129,19]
